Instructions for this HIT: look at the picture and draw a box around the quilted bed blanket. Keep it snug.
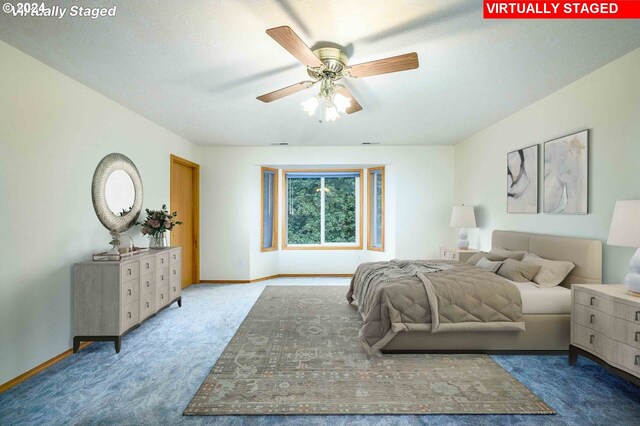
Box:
[346,260,525,354]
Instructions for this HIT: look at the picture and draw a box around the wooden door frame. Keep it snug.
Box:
[170,154,200,286]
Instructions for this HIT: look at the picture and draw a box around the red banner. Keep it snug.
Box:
[484,1,640,19]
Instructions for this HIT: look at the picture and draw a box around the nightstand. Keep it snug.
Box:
[570,284,640,387]
[439,247,480,263]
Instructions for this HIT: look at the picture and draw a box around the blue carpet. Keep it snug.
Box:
[0,278,639,425]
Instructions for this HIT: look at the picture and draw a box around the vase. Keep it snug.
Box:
[149,232,168,249]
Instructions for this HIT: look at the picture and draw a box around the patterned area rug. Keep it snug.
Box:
[184,286,554,416]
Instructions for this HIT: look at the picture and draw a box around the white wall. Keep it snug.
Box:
[454,48,640,284]
[199,146,454,280]
[0,41,199,385]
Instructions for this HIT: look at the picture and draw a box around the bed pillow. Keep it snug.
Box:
[497,258,541,282]
[466,251,489,266]
[475,257,503,273]
[521,253,575,288]
[486,248,527,262]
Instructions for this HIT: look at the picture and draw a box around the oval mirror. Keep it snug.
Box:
[92,153,143,234]
[105,170,136,215]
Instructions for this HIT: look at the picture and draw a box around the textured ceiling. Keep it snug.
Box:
[1,1,639,146]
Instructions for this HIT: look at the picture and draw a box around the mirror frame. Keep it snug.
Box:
[91,153,143,233]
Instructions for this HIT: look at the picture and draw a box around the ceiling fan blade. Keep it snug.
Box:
[335,86,362,114]
[266,26,323,68]
[347,53,419,78]
[257,81,312,103]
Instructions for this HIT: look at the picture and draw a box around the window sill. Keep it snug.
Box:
[282,244,363,251]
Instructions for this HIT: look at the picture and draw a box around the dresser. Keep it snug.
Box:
[570,284,640,386]
[73,247,182,353]
[439,247,480,263]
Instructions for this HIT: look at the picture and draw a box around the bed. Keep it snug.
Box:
[350,230,602,354]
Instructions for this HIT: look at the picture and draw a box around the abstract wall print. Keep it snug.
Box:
[507,144,538,213]
[544,130,589,214]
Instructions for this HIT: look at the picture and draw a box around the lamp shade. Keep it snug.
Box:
[608,200,640,248]
[450,205,477,228]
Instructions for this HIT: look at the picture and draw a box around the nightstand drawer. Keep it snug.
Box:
[619,342,640,375]
[574,289,613,313]
[613,301,640,324]
[610,316,640,349]
[573,324,607,357]
[573,304,610,334]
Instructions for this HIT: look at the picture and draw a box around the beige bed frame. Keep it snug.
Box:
[383,230,603,353]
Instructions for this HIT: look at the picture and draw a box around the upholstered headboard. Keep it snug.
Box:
[492,230,603,288]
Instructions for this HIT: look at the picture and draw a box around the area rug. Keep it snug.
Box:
[184,286,555,416]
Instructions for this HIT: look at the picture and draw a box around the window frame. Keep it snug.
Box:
[282,168,363,251]
[260,167,279,252]
[367,166,385,251]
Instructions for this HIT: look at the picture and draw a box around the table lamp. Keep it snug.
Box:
[607,200,640,295]
[450,205,477,249]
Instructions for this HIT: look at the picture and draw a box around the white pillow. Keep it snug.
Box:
[521,253,575,288]
[476,257,503,274]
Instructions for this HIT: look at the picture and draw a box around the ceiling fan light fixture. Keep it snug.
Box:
[333,92,351,114]
[301,96,319,116]
[324,105,340,122]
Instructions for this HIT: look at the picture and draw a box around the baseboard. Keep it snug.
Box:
[200,273,353,284]
[0,342,91,393]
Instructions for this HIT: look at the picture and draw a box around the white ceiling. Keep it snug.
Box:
[2,1,639,146]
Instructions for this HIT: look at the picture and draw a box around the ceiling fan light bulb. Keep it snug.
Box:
[333,93,351,114]
[301,96,319,116]
[325,106,340,122]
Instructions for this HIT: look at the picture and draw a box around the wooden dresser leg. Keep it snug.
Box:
[73,337,80,354]
[569,345,578,365]
[114,337,121,353]
[178,296,182,308]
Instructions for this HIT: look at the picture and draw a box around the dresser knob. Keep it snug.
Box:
[161,258,164,264]
[173,287,176,292]
[127,289,132,296]
[146,302,150,308]
[161,294,164,299]
[127,312,131,319]
[146,263,150,269]
[635,355,640,366]
[173,270,176,275]
[590,314,595,324]
[127,268,132,275]
[636,311,640,321]
[146,282,150,288]
[635,331,640,342]
[161,275,164,281]
[589,335,594,344]
[590,297,595,306]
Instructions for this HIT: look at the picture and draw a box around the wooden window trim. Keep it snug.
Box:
[260,167,279,252]
[282,168,363,251]
[367,166,385,251]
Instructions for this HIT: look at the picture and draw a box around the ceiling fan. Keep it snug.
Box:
[256,26,419,122]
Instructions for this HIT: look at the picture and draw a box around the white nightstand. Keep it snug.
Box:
[439,247,480,263]
[570,284,640,387]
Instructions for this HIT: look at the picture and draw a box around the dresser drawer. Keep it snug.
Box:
[170,264,181,286]
[121,278,139,307]
[140,291,156,320]
[121,300,139,333]
[157,252,170,268]
[573,303,610,335]
[170,281,181,300]
[574,289,614,313]
[156,283,170,308]
[141,257,156,274]
[156,267,169,288]
[170,249,181,265]
[121,261,140,282]
[141,273,155,295]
